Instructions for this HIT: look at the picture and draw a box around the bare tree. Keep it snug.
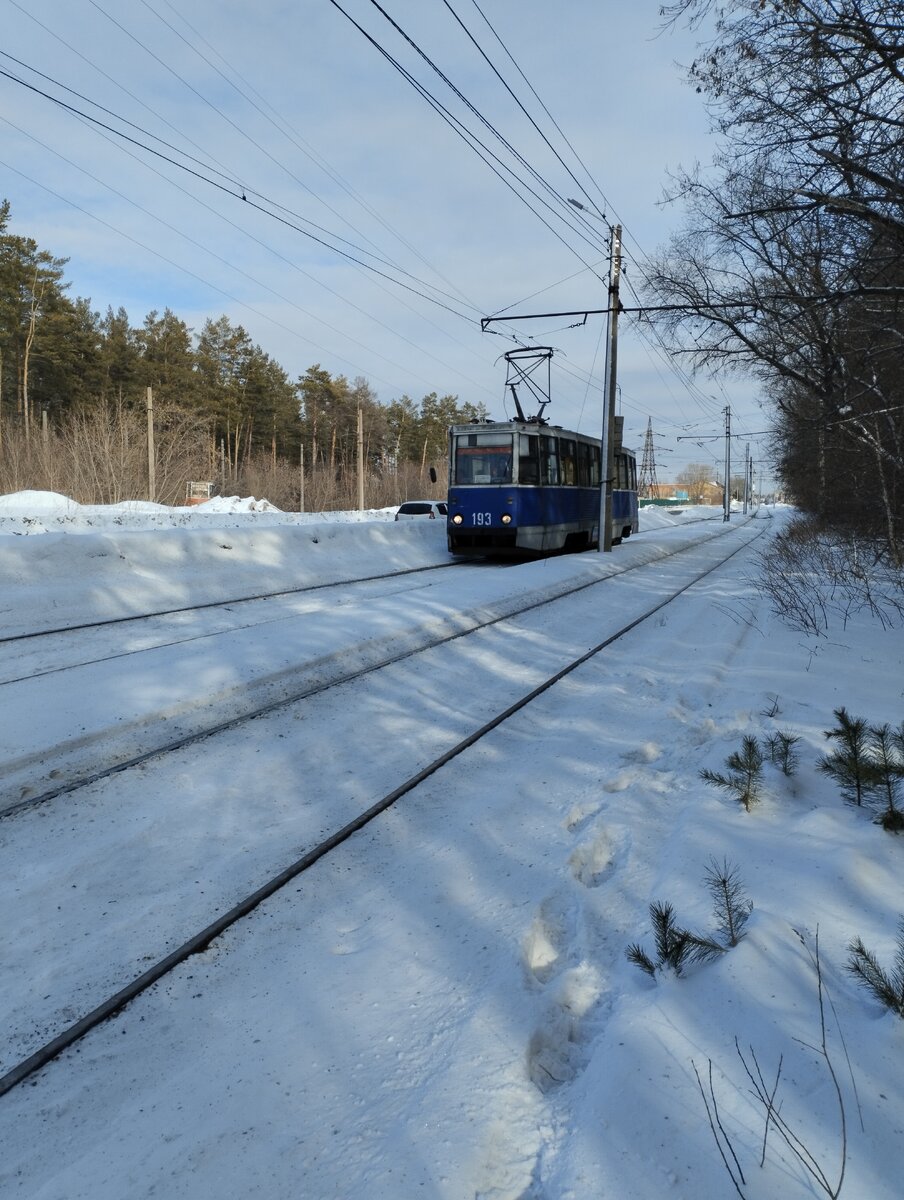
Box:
[647,0,904,562]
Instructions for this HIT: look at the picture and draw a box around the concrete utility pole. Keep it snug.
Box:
[600,224,622,552]
[743,442,750,514]
[722,404,731,522]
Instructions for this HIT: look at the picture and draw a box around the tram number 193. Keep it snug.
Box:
[472,512,492,525]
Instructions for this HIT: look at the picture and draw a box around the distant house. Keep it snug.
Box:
[641,481,724,506]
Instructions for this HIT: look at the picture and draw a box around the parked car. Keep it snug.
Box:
[394,500,448,521]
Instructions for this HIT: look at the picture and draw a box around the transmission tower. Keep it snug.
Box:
[638,417,660,499]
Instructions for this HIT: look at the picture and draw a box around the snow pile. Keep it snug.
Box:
[0,490,399,534]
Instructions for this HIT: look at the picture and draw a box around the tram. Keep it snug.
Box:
[446,416,637,556]
[446,348,638,557]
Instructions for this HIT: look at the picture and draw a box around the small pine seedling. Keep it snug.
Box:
[700,735,765,811]
[765,730,801,776]
[868,723,904,832]
[817,707,877,807]
[703,858,753,947]
[846,919,904,1018]
[626,899,724,979]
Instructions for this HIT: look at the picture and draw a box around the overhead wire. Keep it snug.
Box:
[7,1,762,446]
[0,152,396,388]
[1,110,501,400]
[0,60,486,324]
[2,10,562,398]
[424,4,748,430]
[422,1,736,428]
[326,0,611,275]
[441,0,610,231]
[10,0,489,327]
[151,0,480,314]
[5,0,241,191]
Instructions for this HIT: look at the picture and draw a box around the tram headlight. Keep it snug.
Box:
[452,513,463,525]
[501,513,512,524]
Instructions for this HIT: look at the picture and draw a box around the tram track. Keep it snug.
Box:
[0,560,466,688]
[0,521,746,817]
[0,519,767,1099]
[0,559,463,647]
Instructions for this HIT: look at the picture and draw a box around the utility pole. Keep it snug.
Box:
[742,442,750,514]
[600,224,622,552]
[357,405,365,512]
[146,387,157,503]
[722,405,731,522]
[299,443,305,513]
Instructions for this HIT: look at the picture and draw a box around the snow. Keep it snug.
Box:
[0,491,901,1199]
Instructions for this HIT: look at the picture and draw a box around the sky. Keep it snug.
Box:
[0,495,900,1196]
[0,1,768,482]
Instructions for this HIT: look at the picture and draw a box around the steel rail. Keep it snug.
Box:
[0,559,461,646]
[1,523,745,819]
[0,522,766,1099]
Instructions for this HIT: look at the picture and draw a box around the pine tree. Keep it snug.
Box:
[627,900,724,978]
[847,919,904,1018]
[704,858,753,947]
[700,735,765,811]
[817,707,877,807]
[868,723,904,831]
[765,730,801,776]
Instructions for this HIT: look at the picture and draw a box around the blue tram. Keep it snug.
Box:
[446,418,638,557]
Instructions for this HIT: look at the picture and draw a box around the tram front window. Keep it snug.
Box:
[454,433,514,484]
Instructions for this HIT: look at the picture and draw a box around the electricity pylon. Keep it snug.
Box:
[638,417,659,499]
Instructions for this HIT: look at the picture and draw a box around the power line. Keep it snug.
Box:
[0,61,488,324]
[326,0,610,277]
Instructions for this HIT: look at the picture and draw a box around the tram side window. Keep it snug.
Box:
[590,443,601,487]
[560,439,576,485]
[615,454,635,490]
[577,442,591,487]
[540,436,559,485]
[519,433,539,484]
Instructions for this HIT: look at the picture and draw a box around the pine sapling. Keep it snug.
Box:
[846,919,904,1018]
[627,899,724,979]
[701,735,765,811]
[817,707,877,807]
[765,730,801,776]
[704,858,753,948]
[868,723,904,832]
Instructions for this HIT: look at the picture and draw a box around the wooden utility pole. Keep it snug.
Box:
[357,406,365,511]
[600,224,622,552]
[146,387,157,503]
[299,443,305,513]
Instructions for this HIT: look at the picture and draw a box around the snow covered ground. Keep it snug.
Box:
[0,492,901,1199]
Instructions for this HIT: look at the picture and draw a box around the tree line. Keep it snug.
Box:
[0,199,487,508]
[649,0,904,567]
